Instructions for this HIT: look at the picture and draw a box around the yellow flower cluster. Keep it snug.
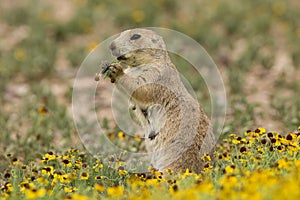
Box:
[1,127,300,199]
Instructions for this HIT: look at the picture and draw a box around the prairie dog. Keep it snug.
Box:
[106,28,215,173]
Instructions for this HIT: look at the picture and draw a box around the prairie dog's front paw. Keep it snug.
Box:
[108,63,124,83]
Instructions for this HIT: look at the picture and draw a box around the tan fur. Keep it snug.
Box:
[107,28,215,173]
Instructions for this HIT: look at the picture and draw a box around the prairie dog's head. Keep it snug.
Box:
[109,28,168,66]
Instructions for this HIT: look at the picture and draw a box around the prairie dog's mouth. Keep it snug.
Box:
[116,53,133,61]
[117,55,128,61]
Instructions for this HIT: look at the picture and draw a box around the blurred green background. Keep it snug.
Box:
[0,0,299,165]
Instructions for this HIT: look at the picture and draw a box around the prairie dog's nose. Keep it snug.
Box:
[109,42,116,51]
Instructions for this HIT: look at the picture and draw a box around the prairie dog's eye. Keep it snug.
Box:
[130,34,141,40]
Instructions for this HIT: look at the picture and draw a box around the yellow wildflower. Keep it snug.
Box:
[42,152,56,162]
[95,176,103,181]
[37,177,49,185]
[69,172,77,180]
[277,159,290,170]
[86,41,98,52]
[62,154,75,160]
[224,165,235,174]
[12,158,19,165]
[134,135,141,142]
[106,186,124,198]
[118,169,128,176]
[94,184,105,192]
[62,159,72,167]
[257,127,266,134]
[60,174,70,183]
[131,10,145,23]
[80,172,89,180]
[41,166,54,176]
[64,187,78,193]
[201,154,211,161]
[203,163,213,172]
[93,163,103,172]
[14,48,26,61]
[3,183,13,192]
[25,188,46,199]
[20,182,34,193]
[68,193,89,200]
[118,131,126,140]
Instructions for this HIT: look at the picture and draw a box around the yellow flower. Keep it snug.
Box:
[43,152,56,162]
[12,158,19,165]
[220,152,230,161]
[14,48,26,61]
[169,184,179,194]
[41,166,54,176]
[115,160,126,169]
[171,188,196,199]
[118,169,128,176]
[37,177,49,185]
[68,193,89,200]
[164,168,174,176]
[69,172,77,180]
[86,42,98,52]
[80,172,89,180]
[51,178,58,186]
[294,160,300,168]
[131,10,145,23]
[241,138,247,143]
[134,135,141,142]
[95,176,103,180]
[201,154,211,161]
[277,159,290,170]
[219,175,238,189]
[60,174,70,183]
[25,188,46,199]
[106,186,124,198]
[257,127,266,134]
[64,187,78,193]
[20,182,34,193]
[244,130,253,136]
[257,147,265,154]
[203,164,213,172]
[62,154,75,160]
[70,148,80,153]
[38,106,48,115]
[224,165,235,174]
[3,183,13,192]
[286,133,297,141]
[93,163,103,172]
[94,184,105,192]
[62,159,72,167]
[232,139,240,145]
[179,169,194,180]
[118,131,126,140]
